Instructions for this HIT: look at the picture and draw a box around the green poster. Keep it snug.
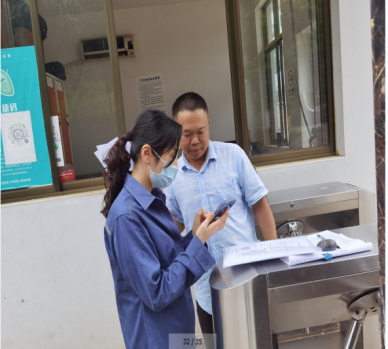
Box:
[1,46,53,190]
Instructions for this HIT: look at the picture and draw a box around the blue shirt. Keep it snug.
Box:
[165,141,268,314]
[105,174,216,349]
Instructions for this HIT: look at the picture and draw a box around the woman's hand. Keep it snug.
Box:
[196,208,229,244]
[192,207,205,237]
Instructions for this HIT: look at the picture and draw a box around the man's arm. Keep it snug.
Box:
[234,145,276,240]
[252,197,277,240]
[172,216,185,233]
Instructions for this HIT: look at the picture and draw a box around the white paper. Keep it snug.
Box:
[94,137,134,171]
[280,231,373,266]
[94,137,117,168]
[50,116,65,167]
[223,236,321,268]
[135,73,166,112]
[1,111,37,165]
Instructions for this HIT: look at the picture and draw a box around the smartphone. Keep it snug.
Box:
[211,198,236,223]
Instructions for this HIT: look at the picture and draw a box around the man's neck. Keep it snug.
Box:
[186,149,208,172]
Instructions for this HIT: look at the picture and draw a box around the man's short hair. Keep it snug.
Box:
[172,92,208,119]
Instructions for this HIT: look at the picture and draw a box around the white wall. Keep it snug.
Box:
[2,191,125,349]
[1,0,377,348]
[114,1,235,141]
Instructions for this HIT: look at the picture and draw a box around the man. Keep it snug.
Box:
[165,92,277,343]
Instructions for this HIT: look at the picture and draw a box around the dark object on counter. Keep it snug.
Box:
[317,239,337,251]
[45,62,66,81]
[10,0,47,41]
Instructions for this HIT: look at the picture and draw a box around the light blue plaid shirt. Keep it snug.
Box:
[165,141,268,315]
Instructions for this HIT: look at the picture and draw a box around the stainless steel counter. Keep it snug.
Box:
[255,182,376,239]
[210,224,380,349]
[267,182,359,214]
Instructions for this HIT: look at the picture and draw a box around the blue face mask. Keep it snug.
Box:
[148,149,179,189]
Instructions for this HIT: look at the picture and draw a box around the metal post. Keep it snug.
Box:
[103,0,126,136]
[342,319,364,349]
[343,289,380,349]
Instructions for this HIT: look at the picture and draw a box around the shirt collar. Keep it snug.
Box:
[180,140,217,172]
[123,173,157,210]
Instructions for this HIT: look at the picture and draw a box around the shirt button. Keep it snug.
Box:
[204,260,209,267]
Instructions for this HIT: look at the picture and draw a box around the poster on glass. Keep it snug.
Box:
[1,46,52,190]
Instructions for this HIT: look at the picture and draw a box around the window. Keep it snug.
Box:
[37,0,121,183]
[227,0,335,164]
[1,0,125,203]
[2,0,334,203]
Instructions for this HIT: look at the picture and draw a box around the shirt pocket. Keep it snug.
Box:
[206,180,237,213]
[205,179,240,247]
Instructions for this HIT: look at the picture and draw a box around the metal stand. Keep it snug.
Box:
[276,221,304,238]
[342,289,380,349]
[211,224,380,349]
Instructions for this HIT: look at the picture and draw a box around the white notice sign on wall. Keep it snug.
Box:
[135,73,166,113]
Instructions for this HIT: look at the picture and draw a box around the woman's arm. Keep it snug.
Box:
[113,214,214,312]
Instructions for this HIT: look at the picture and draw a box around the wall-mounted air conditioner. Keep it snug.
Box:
[81,35,135,61]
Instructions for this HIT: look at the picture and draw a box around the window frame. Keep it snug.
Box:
[263,0,288,146]
[1,0,126,204]
[225,0,336,166]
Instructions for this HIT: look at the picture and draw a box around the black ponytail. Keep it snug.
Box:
[101,110,182,218]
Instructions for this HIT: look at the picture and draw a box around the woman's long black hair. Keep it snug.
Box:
[101,110,182,218]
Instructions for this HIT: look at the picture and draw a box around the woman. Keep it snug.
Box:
[101,110,229,349]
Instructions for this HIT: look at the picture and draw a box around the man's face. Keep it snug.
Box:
[176,109,210,163]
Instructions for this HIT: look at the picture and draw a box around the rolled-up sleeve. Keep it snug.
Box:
[113,215,215,312]
[165,187,184,224]
[236,147,268,206]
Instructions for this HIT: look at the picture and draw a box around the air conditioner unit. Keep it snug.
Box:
[81,35,135,61]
